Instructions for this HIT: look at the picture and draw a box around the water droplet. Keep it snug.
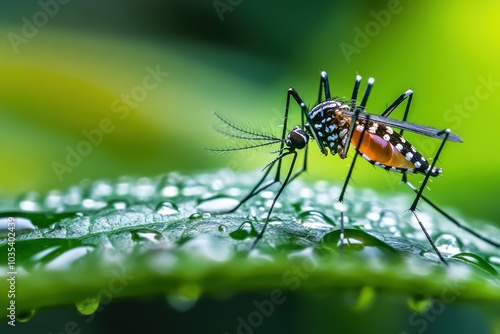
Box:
[487,255,500,267]
[297,210,336,229]
[320,229,397,258]
[365,205,383,222]
[264,199,282,209]
[434,233,462,255]
[189,213,202,220]
[82,199,107,210]
[108,200,128,210]
[134,177,155,199]
[451,253,499,275]
[166,284,202,312]
[19,192,41,211]
[16,309,35,322]
[260,191,274,199]
[91,181,113,198]
[407,295,432,313]
[0,217,36,237]
[229,221,259,240]
[226,187,242,197]
[64,187,82,206]
[75,297,100,315]
[45,190,64,210]
[45,246,94,270]
[182,185,207,197]
[202,212,212,219]
[196,197,239,214]
[180,236,231,262]
[161,185,179,198]
[31,246,62,262]
[115,179,131,196]
[218,225,227,233]
[155,201,179,215]
[131,229,162,243]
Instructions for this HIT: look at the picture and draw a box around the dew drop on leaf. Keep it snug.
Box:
[196,196,239,214]
[82,199,107,210]
[229,221,259,240]
[155,201,179,215]
[44,190,64,210]
[189,213,202,220]
[451,253,499,275]
[487,255,500,267]
[18,192,42,212]
[161,185,179,197]
[16,309,36,323]
[108,200,128,210]
[407,295,432,313]
[75,297,100,316]
[297,210,336,229]
[0,216,36,237]
[166,284,202,312]
[44,246,95,270]
[320,229,397,258]
[131,229,162,243]
[434,233,463,255]
[218,224,227,233]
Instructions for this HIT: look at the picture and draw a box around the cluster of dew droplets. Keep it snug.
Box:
[2,169,500,322]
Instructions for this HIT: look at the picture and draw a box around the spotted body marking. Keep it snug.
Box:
[307,100,441,176]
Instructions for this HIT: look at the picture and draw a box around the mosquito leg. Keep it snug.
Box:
[409,129,451,265]
[317,71,332,104]
[337,114,371,252]
[341,77,374,159]
[227,160,280,213]
[381,89,414,137]
[229,86,306,213]
[251,151,298,250]
[403,177,500,248]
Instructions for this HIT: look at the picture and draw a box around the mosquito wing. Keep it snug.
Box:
[344,111,463,143]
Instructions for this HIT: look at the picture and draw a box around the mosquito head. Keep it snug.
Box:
[286,126,309,150]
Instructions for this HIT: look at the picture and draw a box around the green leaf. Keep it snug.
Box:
[0,170,499,323]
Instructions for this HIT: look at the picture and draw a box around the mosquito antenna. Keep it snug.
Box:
[214,112,278,141]
[212,126,280,142]
[205,140,283,153]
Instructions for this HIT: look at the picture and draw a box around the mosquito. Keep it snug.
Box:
[208,71,499,265]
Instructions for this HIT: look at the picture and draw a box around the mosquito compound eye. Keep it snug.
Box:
[286,126,309,149]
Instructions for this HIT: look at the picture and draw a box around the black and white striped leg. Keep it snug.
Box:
[251,151,298,250]
[403,177,500,248]
[409,129,451,265]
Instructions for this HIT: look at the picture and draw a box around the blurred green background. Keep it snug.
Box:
[1,0,499,227]
[1,0,500,225]
[0,0,499,333]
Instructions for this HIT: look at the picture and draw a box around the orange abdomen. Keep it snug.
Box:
[351,126,415,170]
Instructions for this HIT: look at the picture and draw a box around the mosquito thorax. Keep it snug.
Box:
[308,100,351,156]
[286,126,309,150]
